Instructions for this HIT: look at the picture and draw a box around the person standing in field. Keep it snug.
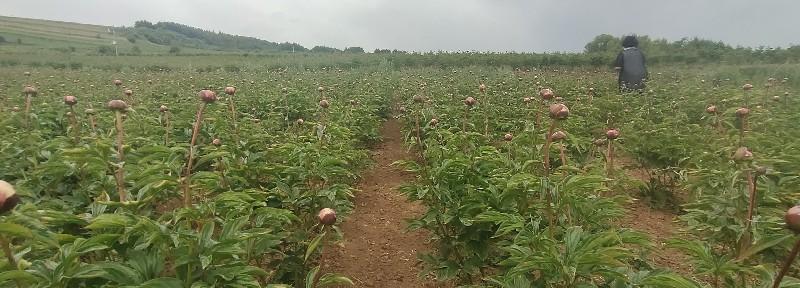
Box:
[614,35,648,92]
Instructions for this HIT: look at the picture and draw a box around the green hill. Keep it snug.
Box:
[124,20,306,53]
[0,15,307,55]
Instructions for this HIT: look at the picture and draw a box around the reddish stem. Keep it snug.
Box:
[162,112,171,145]
[229,97,240,146]
[746,170,758,228]
[738,169,759,257]
[0,236,21,288]
[182,103,207,208]
[463,106,470,133]
[607,140,615,178]
[415,111,424,160]
[773,238,800,288]
[1,236,16,269]
[24,94,31,129]
[70,106,81,143]
[543,121,557,175]
[114,111,127,202]
[482,91,489,137]
[88,114,97,136]
[739,116,747,146]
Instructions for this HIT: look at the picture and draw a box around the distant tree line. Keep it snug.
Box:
[116,21,800,67]
[125,20,307,52]
[583,34,799,66]
[367,36,800,68]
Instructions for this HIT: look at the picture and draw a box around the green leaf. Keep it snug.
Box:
[70,263,107,279]
[219,216,247,242]
[305,266,320,288]
[641,272,702,288]
[0,223,33,238]
[86,213,136,230]
[94,262,142,285]
[0,270,36,283]
[198,221,216,249]
[305,232,325,263]
[138,277,183,288]
[317,273,354,287]
[738,234,793,261]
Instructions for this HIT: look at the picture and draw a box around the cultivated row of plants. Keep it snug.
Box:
[0,68,392,287]
[394,67,800,287]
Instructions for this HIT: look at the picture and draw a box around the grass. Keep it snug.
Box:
[0,15,208,55]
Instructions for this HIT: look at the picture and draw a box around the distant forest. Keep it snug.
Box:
[581,34,799,66]
[123,20,310,52]
[119,21,800,67]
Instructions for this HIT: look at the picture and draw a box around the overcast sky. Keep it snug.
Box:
[3,0,797,52]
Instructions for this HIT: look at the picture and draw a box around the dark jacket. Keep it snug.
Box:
[615,47,647,90]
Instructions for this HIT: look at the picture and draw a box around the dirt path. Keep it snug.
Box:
[617,199,694,275]
[320,118,439,287]
[615,158,696,276]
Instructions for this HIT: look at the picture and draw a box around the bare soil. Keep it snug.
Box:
[321,126,698,285]
[615,156,697,276]
[320,118,440,287]
[617,198,695,275]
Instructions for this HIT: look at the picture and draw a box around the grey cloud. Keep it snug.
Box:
[2,0,797,52]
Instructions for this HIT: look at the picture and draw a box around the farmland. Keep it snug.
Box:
[2,15,800,288]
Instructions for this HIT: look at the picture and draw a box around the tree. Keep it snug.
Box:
[0,36,6,43]
[134,20,154,29]
[584,34,619,54]
[97,45,114,55]
[168,46,181,54]
[344,47,365,53]
[311,46,340,53]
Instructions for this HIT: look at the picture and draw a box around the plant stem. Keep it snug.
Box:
[415,110,424,161]
[114,111,127,202]
[607,140,615,178]
[163,112,170,145]
[542,121,558,237]
[739,116,748,146]
[311,230,329,287]
[183,103,207,208]
[463,106,469,133]
[24,94,31,129]
[746,170,757,227]
[228,97,240,146]
[744,90,750,108]
[69,106,79,143]
[482,91,489,137]
[739,169,758,255]
[0,236,21,288]
[0,236,16,269]
[88,114,97,137]
[285,90,291,131]
[217,156,229,189]
[543,121,557,175]
[773,238,800,288]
